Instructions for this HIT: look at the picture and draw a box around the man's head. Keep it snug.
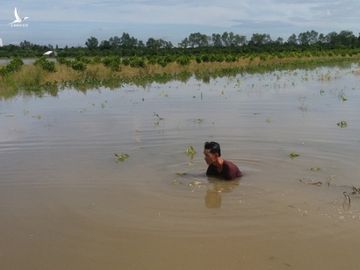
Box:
[204,141,221,165]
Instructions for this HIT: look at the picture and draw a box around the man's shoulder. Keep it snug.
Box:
[223,160,243,179]
[223,160,238,169]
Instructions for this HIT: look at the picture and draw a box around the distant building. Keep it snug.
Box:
[0,38,3,47]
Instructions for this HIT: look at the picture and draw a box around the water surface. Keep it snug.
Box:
[1,65,360,269]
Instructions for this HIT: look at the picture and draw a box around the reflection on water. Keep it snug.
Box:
[205,179,239,208]
[1,64,360,269]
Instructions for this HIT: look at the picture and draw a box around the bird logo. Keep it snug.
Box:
[9,7,29,25]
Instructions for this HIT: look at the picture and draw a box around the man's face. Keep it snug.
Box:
[204,149,217,165]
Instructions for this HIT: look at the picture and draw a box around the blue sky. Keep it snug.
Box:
[0,0,359,47]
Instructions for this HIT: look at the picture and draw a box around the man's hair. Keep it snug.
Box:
[204,141,221,156]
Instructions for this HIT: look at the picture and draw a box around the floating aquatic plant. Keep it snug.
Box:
[340,95,347,102]
[153,113,164,120]
[185,145,197,159]
[193,118,204,124]
[32,114,42,120]
[310,167,321,172]
[289,152,300,159]
[337,121,348,128]
[351,186,360,195]
[114,153,129,162]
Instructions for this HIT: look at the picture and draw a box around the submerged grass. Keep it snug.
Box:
[1,53,360,99]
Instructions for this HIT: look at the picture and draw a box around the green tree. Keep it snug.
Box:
[85,36,99,50]
[250,33,272,46]
[287,34,298,45]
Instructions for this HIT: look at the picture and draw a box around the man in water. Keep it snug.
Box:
[204,141,243,180]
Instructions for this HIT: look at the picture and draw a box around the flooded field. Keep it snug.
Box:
[1,64,360,269]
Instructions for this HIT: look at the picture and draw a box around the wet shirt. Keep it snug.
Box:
[206,160,243,180]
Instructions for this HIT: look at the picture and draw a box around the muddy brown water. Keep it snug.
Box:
[1,65,360,269]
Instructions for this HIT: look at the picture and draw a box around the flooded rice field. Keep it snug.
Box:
[1,64,360,269]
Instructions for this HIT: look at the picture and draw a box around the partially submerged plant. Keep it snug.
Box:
[351,186,360,195]
[153,113,164,120]
[153,112,164,126]
[337,121,348,128]
[289,152,300,159]
[114,153,129,162]
[339,94,347,102]
[193,118,204,124]
[185,145,197,159]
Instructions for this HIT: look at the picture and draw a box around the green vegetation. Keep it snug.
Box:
[34,57,56,72]
[337,121,348,128]
[114,153,129,162]
[185,146,197,159]
[0,57,24,76]
[289,152,300,159]
[3,30,360,99]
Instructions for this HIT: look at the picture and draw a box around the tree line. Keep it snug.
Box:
[0,30,360,57]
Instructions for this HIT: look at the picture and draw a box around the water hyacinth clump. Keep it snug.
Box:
[114,153,129,162]
[289,152,300,159]
[337,121,348,128]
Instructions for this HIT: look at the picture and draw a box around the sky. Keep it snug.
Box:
[0,0,359,47]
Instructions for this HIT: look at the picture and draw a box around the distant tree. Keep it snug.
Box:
[187,32,209,47]
[211,33,222,47]
[99,40,111,50]
[85,36,99,50]
[298,30,318,45]
[119,32,139,48]
[221,32,230,46]
[20,40,32,49]
[338,30,357,46]
[287,34,298,45]
[178,37,189,48]
[109,36,121,49]
[275,37,284,44]
[221,32,246,46]
[250,33,272,46]
[146,38,173,50]
[231,33,246,46]
[318,33,328,44]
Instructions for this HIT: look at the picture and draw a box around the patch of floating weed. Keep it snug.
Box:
[289,152,300,159]
[185,145,197,159]
[114,153,129,162]
[193,118,204,124]
[337,121,348,128]
[339,94,347,102]
[351,186,360,195]
[153,113,164,120]
[32,114,42,120]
